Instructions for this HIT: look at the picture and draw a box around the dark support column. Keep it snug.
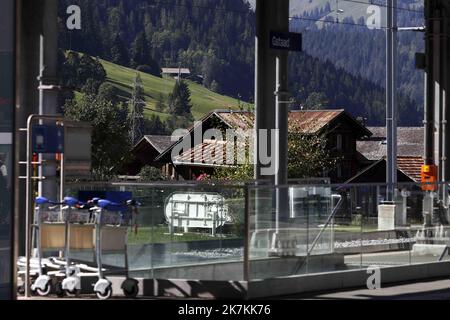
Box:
[15,0,43,257]
[444,3,450,208]
[255,0,290,230]
[424,1,435,168]
[38,0,59,201]
[0,0,15,300]
[15,0,59,257]
[255,0,278,182]
[422,1,450,225]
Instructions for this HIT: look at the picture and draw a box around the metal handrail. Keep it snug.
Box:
[307,195,342,256]
[293,194,343,274]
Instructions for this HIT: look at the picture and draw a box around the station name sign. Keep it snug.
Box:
[270,31,302,52]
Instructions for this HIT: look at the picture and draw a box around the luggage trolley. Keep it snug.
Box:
[59,197,96,296]
[23,197,79,296]
[90,199,139,299]
[20,197,60,296]
[19,196,139,299]
[57,198,139,299]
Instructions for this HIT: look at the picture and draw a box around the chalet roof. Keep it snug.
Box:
[344,156,422,184]
[397,156,423,182]
[214,109,372,136]
[173,139,234,167]
[357,127,423,160]
[161,68,191,75]
[156,109,372,162]
[134,135,176,154]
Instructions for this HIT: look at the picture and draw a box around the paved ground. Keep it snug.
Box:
[345,250,450,267]
[16,277,450,300]
[277,277,450,300]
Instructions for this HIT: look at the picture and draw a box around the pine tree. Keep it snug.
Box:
[110,34,129,66]
[131,31,151,68]
[168,79,193,116]
[156,93,166,113]
[129,73,146,146]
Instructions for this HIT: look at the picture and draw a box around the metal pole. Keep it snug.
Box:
[386,0,398,202]
[255,0,290,231]
[243,186,250,282]
[424,2,435,168]
[24,117,33,298]
[274,0,290,232]
[255,0,277,182]
[392,0,398,188]
[255,0,277,231]
[443,2,450,211]
[24,114,64,298]
[275,54,289,230]
[60,143,65,211]
[39,0,59,201]
[38,35,44,197]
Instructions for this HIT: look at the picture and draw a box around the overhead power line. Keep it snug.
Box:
[143,0,423,15]
[139,0,424,30]
[340,0,423,14]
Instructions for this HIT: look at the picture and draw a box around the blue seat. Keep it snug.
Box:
[36,197,50,205]
[64,197,79,206]
[98,199,126,212]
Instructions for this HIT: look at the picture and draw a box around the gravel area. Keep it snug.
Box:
[335,238,415,249]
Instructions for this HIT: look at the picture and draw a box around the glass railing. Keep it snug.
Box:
[65,181,247,281]
[60,180,450,283]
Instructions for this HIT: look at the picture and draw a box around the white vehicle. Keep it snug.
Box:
[164,192,231,235]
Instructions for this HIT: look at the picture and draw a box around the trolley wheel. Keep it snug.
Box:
[17,285,25,296]
[96,285,112,300]
[64,289,80,297]
[54,282,65,298]
[122,279,139,298]
[36,283,51,297]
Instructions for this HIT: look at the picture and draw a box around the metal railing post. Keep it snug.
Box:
[244,186,250,283]
[24,114,64,298]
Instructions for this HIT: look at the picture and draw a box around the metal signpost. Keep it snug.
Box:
[271,30,302,231]
[22,115,91,297]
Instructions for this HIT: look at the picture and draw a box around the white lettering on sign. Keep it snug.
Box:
[272,36,290,49]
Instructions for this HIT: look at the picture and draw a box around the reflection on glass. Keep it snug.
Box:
[0,0,13,300]
[55,181,450,294]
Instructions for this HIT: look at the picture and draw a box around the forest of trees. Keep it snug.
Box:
[58,0,424,126]
[290,0,425,123]
[59,0,255,100]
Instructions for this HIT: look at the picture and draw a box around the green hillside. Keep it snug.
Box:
[100,59,241,120]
